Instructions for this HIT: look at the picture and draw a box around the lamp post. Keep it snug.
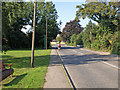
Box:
[31,0,36,68]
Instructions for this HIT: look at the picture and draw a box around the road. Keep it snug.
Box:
[54,44,119,88]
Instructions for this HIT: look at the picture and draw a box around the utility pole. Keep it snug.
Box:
[31,0,36,68]
[46,17,47,50]
[90,22,92,43]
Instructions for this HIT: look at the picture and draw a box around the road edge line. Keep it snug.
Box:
[56,50,72,89]
[101,61,120,69]
[57,50,77,90]
[72,48,119,70]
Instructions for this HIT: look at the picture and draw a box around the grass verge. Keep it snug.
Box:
[2,49,51,88]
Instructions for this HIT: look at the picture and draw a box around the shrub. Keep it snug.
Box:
[2,45,10,54]
[91,40,100,50]
[110,31,120,55]
[111,42,120,55]
[76,33,83,45]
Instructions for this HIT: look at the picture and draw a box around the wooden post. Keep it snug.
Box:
[46,17,47,50]
[90,23,92,43]
[31,0,36,68]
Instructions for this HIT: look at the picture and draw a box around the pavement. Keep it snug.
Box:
[43,49,71,88]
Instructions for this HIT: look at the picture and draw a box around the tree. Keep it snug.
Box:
[2,2,31,49]
[76,2,119,33]
[61,20,83,42]
[2,1,60,49]
[76,33,83,45]
[34,2,60,48]
[76,1,120,53]
[81,21,98,48]
[70,34,77,46]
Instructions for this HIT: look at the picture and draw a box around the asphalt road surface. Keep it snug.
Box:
[54,44,119,88]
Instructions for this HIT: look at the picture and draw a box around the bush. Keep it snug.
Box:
[83,39,91,48]
[70,34,77,43]
[73,41,77,46]
[111,42,120,55]
[110,31,120,55]
[76,33,83,45]
[2,45,10,54]
[91,40,100,50]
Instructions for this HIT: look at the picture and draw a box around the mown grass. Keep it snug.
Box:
[2,49,51,88]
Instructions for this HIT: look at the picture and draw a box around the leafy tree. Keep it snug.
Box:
[2,2,31,49]
[81,21,98,48]
[76,2,119,33]
[76,33,83,45]
[76,2,120,54]
[70,32,84,46]
[70,34,77,46]
[2,1,60,49]
[110,31,120,54]
[61,20,83,42]
[34,2,60,48]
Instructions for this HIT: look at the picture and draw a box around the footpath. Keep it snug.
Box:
[43,49,71,88]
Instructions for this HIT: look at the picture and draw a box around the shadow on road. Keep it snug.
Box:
[60,54,109,65]
[51,45,118,66]
[51,46,80,50]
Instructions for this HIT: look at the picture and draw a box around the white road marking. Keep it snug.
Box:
[70,49,120,70]
[57,50,77,89]
[57,50,63,62]
[72,50,77,53]
[101,61,120,69]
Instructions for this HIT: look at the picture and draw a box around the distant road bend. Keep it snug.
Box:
[55,44,118,88]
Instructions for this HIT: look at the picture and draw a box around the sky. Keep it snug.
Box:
[52,2,98,31]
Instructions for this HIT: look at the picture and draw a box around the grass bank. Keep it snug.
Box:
[2,49,51,88]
